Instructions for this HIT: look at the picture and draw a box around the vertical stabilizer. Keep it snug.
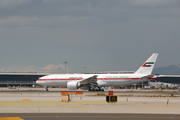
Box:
[134,53,158,75]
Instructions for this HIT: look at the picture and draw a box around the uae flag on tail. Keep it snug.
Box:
[142,62,154,67]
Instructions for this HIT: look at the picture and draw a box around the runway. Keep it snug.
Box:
[0,113,180,120]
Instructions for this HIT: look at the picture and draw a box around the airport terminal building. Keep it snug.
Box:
[0,72,179,88]
[0,72,49,87]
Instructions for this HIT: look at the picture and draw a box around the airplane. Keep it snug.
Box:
[36,53,158,91]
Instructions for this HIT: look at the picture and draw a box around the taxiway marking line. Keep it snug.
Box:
[20,116,54,118]
[0,117,23,120]
[60,116,180,119]
[17,116,180,119]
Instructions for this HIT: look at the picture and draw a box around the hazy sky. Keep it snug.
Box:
[0,0,180,73]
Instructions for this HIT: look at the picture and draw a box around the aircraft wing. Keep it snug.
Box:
[79,75,98,84]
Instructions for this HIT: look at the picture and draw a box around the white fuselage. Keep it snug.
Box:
[36,53,159,89]
[36,73,156,87]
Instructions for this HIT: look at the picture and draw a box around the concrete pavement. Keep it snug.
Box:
[0,91,180,114]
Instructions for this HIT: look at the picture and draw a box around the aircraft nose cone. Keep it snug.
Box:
[36,80,40,84]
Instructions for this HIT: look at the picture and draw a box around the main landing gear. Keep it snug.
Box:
[46,88,49,91]
[44,86,49,91]
[89,87,104,91]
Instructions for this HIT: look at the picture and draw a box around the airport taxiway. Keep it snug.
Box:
[0,113,180,120]
[0,89,180,114]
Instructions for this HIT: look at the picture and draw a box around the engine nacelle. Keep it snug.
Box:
[67,81,81,90]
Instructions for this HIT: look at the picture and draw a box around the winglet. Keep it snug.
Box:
[134,53,158,75]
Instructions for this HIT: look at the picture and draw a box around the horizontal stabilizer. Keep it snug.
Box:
[140,74,154,79]
[159,75,180,77]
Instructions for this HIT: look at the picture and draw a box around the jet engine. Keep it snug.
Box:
[67,81,81,90]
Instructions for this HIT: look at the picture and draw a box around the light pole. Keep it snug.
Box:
[58,68,60,74]
[83,67,86,73]
[63,62,68,74]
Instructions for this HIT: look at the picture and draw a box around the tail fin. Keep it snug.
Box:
[134,53,158,75]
